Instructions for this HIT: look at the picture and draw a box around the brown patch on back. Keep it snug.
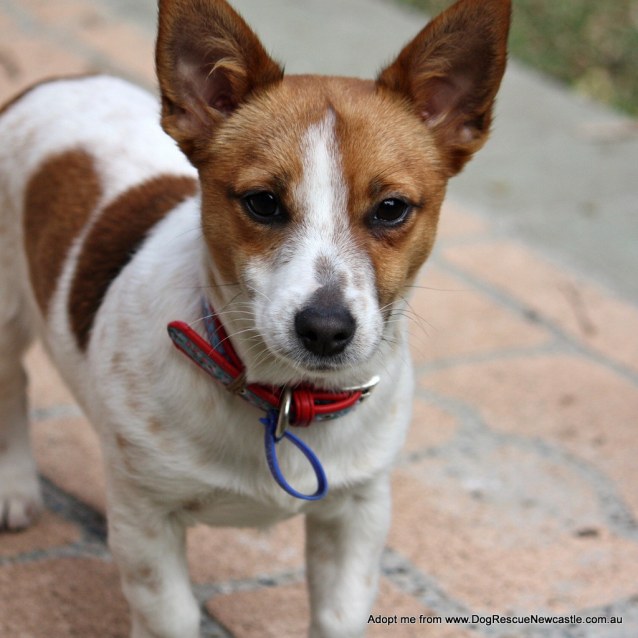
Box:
[68,175,197,350]
[24,150,102,315]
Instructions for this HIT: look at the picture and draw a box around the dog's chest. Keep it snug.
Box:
[94,324,410,524]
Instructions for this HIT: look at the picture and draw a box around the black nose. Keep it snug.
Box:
[295,303,356,357]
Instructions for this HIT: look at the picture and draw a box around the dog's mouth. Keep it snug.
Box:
[234,275,386,385]
[266,340,360,376]
[255,324,384,389]
[291,351,357,375]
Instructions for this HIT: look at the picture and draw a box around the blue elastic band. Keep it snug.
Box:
[260,411,328,501]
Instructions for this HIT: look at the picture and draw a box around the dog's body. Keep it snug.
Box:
[0,1,510,636]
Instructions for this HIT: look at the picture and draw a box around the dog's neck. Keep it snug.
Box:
[168,297,380,430]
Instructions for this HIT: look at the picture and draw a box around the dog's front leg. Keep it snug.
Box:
[305,474,391,638]
[107,491,200,638]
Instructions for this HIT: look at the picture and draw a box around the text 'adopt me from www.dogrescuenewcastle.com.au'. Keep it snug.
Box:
[368,612,625,628]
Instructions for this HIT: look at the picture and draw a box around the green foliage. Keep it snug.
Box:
[397,0,638,115]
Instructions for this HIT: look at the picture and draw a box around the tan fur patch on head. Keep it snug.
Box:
[24,149,102,315]
[69,175,197,350]
[332,84,446,309]
[197,75,446,311]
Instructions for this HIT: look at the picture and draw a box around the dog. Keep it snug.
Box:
[0,0,510,635]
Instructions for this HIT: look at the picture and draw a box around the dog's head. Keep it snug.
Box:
[156,0,510,384]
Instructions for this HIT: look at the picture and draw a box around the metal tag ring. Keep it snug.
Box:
[275,387,293,439]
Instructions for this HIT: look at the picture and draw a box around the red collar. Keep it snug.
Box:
[167,300,380,501]
[167,300,379,437]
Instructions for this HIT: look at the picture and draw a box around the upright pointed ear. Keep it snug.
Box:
[156,0,284,164]
[377,0,511,176]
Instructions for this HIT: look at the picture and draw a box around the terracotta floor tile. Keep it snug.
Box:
[19,0,152,83]
[424,354,638,518]
[0,557,128,638]
[206,578,449,638]
[75,20,155,84]
[408,266,549,364]
[0,510,81,558]
[437,200,489,239]
[0,32,90,106]
[394,444,606,548]
[389,466,638,615]
[19,0,106,28]
[444,240,638,373]
[188,517,305,584]
[25,343,78,411]
[403,397,459,453]
[207,581,309,638]
[0,9,12,30]
[32,416,107,514]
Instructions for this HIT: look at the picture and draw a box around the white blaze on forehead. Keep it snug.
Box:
[296,109,348,242]
[245,109,384,373]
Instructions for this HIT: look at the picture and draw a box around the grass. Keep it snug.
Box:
[396,0,638,116]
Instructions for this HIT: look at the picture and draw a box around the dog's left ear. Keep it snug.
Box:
[377,0,511,176]
[156,0,284,164]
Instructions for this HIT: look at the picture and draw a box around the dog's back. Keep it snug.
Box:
[0,75,197,397]
[0,76,201,529]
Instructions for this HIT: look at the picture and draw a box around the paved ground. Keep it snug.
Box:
[1,0,637,637]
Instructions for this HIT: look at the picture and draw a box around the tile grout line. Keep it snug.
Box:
[408,383,638,541]
[424,252,638,387]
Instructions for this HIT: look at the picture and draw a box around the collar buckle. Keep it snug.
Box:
[341,375,380,400]
[274,375,380,439]
[275,387,293,439]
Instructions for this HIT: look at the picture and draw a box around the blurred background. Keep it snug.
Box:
[1,2,637,637]
[400,0,638,117]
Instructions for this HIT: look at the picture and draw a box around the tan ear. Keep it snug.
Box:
[377,0,511,176]
[156,0,284,164]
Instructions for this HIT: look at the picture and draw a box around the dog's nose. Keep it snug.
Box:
[295,303,356,357]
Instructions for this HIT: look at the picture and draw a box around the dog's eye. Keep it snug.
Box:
[243,191,282,223]
[372,198,412,226]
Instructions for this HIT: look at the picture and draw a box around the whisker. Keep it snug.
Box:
[403,283,466,293]
[244,283,273,304]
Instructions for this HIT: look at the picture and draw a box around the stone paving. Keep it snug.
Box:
[1,0,637,636]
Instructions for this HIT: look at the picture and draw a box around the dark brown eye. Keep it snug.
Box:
[243,191,282,223]
[372,198,412,226]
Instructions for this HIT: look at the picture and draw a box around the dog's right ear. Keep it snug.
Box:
[377,0,510,176]
[156,0,283,164]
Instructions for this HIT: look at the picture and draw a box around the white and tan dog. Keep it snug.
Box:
[0,0,510,635]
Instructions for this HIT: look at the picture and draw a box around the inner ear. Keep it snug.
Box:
[175,51,247,116]
[156,0,284,164]
[419,75,474,125]
[377,0,511,175]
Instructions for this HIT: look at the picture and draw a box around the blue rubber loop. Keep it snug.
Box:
[260,411,328,501]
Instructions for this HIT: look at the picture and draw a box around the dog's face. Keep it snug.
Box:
[156,0,510,380]
[197,78,446,375]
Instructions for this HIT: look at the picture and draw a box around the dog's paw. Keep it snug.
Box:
[0,463,43,531]
[1,491,42,530]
